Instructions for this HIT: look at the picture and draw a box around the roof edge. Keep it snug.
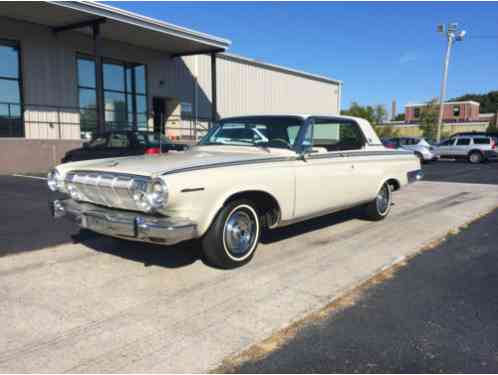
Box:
[219,52,342,85]
[49,1,231,50]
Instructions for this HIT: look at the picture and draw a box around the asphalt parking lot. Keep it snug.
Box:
[229,207,498,373]
[0,159,497,372]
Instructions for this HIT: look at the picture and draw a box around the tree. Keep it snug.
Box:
[451,91,498,113]
[487,120,498,133]
[373,105,388,125]
[341,102,375,124]
[418,99,439,141]
[341,102,397,138]
[394,113,405,121]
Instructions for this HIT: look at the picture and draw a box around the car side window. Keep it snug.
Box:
[311,118,365,152]
[456,138,470,146]
[440,139,453,146]
[108,133,130,148]
[87,135,108,149]
[473,138,490,145]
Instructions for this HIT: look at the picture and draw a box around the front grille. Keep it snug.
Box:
[65,171,150,212]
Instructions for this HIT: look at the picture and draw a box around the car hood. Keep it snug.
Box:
[59,145,296,177]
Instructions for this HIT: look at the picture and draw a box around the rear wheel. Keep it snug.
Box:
[202,199,261,269]
[468,151,483,164]
[363,182,392,221]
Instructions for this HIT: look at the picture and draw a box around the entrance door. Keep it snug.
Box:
[153,97,166,134]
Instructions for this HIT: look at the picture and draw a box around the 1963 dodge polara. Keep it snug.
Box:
[49,115,422,268]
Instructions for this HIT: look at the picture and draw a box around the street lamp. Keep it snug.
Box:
[436,23,466,143]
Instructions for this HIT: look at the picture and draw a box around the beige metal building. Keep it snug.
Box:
[0,1,341,173]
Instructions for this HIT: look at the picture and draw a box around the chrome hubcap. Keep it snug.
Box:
[470,154,480,163]
[376,184,390,214]
[224,208,257,258]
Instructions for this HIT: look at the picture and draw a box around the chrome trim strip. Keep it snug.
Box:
[161,150,413,175]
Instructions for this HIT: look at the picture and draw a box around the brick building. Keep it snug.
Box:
[405,101,480,124]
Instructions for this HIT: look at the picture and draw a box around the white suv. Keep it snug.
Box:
[435,136,497,163]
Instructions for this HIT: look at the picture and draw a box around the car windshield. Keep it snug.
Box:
[199,116,304,149]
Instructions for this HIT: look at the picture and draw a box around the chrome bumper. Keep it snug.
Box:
[51,199,197,245]
[407,169,424,184]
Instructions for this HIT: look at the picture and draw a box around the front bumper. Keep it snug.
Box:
[407,169,424,184]
[51,199,197,245]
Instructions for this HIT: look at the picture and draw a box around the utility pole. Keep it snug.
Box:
[436,23,466,143]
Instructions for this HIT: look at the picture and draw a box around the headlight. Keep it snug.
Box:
[146,179,168,210]
[47,169,63,192]
[131,178,168,212]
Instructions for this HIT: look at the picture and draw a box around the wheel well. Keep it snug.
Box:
[468,149,483,155]
[386,178,401,192]
[225,190,281,229]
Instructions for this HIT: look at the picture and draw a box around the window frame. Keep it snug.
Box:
[76,53,148,134]
[0,38,24,138]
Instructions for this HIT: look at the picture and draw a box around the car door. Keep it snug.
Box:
[294,117,374,218]
[453,138,471,157]
[436,139,455,157]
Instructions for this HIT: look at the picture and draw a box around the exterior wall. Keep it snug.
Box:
[215,54,340,117]
[0,16,341,173]
[405,102,480,123]
[0,139,82,174]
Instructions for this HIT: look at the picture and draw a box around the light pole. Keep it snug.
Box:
[436,23,466,143]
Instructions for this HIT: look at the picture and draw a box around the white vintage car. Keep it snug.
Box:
[49,115,422,268]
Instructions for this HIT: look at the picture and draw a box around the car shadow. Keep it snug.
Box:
[71,229,202,269]
[71,206,366,268]
[261,206,365,245]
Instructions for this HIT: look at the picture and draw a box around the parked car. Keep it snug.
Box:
[434,135,497,163]
[61,131,188,163]
[450,131,498,141]
[48,115,421,269]
[382,137,437,163]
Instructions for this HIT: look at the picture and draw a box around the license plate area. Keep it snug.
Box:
[83,214,136,237]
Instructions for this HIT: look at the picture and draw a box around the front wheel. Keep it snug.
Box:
[202,199,261,269]
[363,182,393,221]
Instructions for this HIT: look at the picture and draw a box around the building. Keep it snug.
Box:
[0,1,342,173]
[404,101,480,124]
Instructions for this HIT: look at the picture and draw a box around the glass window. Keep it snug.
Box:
[414,108,420,118]
[77,58,95,88]
[456,138,470,146]
[0,79,21,103]
[134,65,146,94]
[0,43,19,79]
[77,57,97,136]
[87,135,108,148]
[473,138,490,145]
[311,118,365,151]
[103,63,125,92]
[439,139,453,146]
[0,40,23,138]
[200,116,304,148]
[108,133,130,148]
[453,105,461,117]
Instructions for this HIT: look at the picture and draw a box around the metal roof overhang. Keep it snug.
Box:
[0,1,231,56]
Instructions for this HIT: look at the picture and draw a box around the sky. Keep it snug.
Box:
[110,1,498,115]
